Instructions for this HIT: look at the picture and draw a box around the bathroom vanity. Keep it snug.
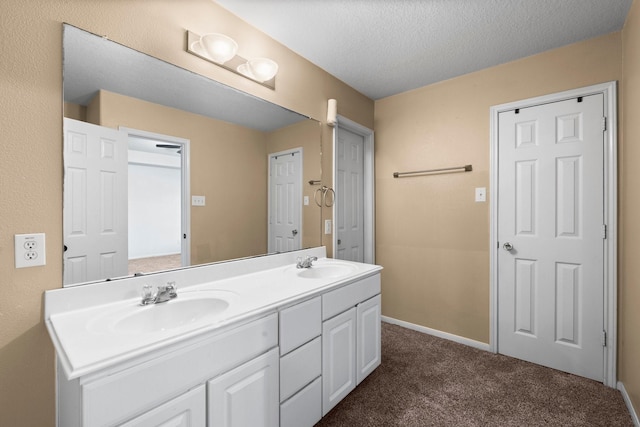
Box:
[45,248,382,426]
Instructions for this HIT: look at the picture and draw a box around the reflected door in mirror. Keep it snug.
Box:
[63,118,128,285]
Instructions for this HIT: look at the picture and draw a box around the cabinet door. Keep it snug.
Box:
[208,348,279,427]
[322,307,356,416]
[357,294,381,384]
[120,385,205,427]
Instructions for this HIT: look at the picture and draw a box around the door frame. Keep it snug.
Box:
[332,116,375,264]
[120,127,191,268]
[267,147,303,253]
[489,81,618,387]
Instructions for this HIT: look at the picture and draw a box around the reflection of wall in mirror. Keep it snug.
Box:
[64,89,321,265]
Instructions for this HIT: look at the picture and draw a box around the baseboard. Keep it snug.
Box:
[381,316,491,352]
[618,381,640,426]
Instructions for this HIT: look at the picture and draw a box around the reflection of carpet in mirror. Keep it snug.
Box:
[128,254,182,275]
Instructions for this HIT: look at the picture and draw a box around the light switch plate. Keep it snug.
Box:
[192,195,206,206]
[475,187,487,202]
[15,233,46,268]
[304,196,309,206]
[324,219,332,234]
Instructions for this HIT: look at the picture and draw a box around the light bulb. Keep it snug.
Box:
[200,33,238,64]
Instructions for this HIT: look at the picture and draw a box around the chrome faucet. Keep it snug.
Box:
[141,282,178,305]
[296,256,318,269]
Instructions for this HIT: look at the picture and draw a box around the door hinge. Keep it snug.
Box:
[602,224,607,239]
[602,117,607,132]
[602,330,607,347]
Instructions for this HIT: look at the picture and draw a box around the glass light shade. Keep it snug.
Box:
[246,57,278,82]
[200,33,238,64]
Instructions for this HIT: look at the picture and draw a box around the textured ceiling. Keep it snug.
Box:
[214,0,633,100]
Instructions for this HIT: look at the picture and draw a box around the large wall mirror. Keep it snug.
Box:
[63,24,323,287]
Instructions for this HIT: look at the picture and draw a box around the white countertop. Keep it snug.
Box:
[45,248,382,380]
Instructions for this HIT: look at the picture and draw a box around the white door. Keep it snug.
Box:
[268,150,302,253]
[356,294,381,384]
[497,94,605,381]
[63,118,128,285]
[322,307,356,415]
[336,128,364,262]
[120,385,206,427]
[208,348,279,427]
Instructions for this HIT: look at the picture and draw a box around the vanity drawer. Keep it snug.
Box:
[280,377,322,427]
[79,314,277,427]
[280,336,321,402]
[322,274,381,320]
[279,296,321,355]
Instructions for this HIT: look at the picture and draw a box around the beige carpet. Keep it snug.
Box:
[128,254,182,275]
[316,322,632,426]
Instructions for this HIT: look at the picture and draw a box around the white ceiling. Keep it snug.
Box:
[214,0,633,100]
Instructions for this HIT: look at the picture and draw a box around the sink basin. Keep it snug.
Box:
[86,291,236,335]
[114,297,229,333]
[296,263,357,279]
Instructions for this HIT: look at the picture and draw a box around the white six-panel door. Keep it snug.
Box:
[268,150,302,253]
[336,128,365,262]
[497,94,605,381]
[63,118,128,285]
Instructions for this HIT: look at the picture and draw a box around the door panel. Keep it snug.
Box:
[322,308,356,415]
[497,94,604,381]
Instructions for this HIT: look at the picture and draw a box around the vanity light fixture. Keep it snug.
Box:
[186,30,278,90]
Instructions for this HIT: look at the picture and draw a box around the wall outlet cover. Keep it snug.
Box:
[324,219,332,235]
[192,195,206,206]
[15,233,46,268]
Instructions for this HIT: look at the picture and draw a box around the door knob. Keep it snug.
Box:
[503,242,514,251]
[292,229,298,236]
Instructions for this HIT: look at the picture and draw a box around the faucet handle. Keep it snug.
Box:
[140,284,156,305]
[166,281,178,298]
[141,284,155,299]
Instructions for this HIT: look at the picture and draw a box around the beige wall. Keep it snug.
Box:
[0,1,372,425]
[266,120,324,250]
[621,0,640,413]
[374,32,622,343]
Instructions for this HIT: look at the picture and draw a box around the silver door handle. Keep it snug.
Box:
[503,242,513,251]
[292,229,298,236]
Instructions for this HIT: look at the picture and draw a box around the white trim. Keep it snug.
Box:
[332,115,376,263]
[618,382,640,426]
[267,147,304,253]
[120,127,191,269]
[382,316,491,352]
[489,81,618,387]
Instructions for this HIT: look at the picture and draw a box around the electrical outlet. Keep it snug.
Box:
[15,233,46,268]
[192,195,206,206]
[324,219,332,235]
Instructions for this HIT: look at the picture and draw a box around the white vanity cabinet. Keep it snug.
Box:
[278,296,323,427]
[321,274,381,415]
[58,314,278,427]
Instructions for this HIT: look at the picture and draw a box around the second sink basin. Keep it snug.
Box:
[296,262,357,279]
